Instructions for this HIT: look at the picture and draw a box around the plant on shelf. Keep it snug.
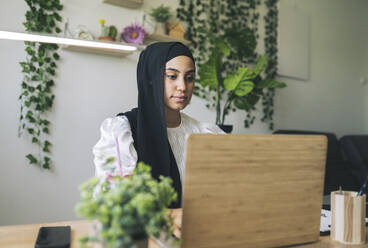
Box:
[19,0,63,169]
[149,4,172,35]
[198,35,286,132]
[99,19,118,41]
[76,162,179,248]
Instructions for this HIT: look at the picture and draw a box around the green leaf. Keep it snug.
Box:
[46,80,54,87]
[215,40,231,56]
[234,96,252,111]
[223,67,254,91]
[26,154,38,164]
[31,75,42,81]
[257,79,287,88]
[53,12,62,22]
[26,110,33,117]
[27,128,34,134]
[43,156,51,169]
[32,137,39,143]
[234,81,254,96]
[42,127,49,134]
[25,47,34,56]
[41,119,50,126]
[198,52,219,90]
[53,53,60,60]
[253,56,268,76]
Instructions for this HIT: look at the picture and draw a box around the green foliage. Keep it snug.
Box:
[197,36,285,126]
[263,0,279,129]
[19,0,63,168]
[101,25,117,39]
[76,162,179,248]
[149,4,172,23]
[177,0,282,129]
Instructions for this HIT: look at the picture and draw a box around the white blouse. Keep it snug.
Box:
[93,112,224,184]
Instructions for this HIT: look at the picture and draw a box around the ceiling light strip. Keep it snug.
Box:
[0,30,137,52]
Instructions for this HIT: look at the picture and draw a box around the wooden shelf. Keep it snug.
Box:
[61,44,134,57]
[102,0,143,9]
[145,33,190,46]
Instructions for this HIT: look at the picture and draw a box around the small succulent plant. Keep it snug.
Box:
[99,19,117,39]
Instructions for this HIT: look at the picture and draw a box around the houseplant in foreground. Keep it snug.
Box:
[76,162,178,248]
[197,36,286,132]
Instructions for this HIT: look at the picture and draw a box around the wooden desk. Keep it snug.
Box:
[1,210,367,248]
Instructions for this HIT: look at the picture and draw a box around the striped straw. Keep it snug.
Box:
[115,136,123,176]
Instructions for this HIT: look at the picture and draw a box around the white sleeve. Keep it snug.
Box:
[92,116,138,177]
[201,123,226,134]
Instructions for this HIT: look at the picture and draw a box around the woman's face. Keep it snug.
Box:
[164,55,195,112]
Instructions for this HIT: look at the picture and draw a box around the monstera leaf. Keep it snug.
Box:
[223,67,254,91]
[198,39,230,90]
[234,81,254,96]
[198,52,218,90]
[234,94,261,111]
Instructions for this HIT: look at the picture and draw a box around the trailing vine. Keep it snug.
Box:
[263,0,279,130]
[177,0,280,129]
[19,0,63,169]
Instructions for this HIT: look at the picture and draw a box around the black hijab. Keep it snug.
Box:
[119,42,195,208]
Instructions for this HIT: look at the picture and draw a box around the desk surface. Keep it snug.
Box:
[1,209,367,248]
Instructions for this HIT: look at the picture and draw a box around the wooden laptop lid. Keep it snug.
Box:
[181,134,327,248]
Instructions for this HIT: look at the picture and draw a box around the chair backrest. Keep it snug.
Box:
[340,135,368,184]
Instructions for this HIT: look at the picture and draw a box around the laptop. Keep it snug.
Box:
[179,134,327,248]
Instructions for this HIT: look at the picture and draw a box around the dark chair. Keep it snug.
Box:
[273,130,360,195]
[340,135,368,186]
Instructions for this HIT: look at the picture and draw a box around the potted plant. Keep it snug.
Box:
[197,34,286,133]
[149,4,172,35]
[99,19,117,41]
[76,162,178,248]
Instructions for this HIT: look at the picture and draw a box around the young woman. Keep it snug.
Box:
[93,42,224,207]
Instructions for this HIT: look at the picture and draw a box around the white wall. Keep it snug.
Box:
[0,0,367,225]
[274,0,368,137]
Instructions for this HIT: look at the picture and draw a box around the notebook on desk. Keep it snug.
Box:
[180,134,327,248]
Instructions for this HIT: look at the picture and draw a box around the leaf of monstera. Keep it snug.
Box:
[234,96,252,111]
[234,94,260,111]
[253,56,268,76]
[224,67,254,91]
[257,79,287,88]
[198,52,219,90]
[198,39,230,91]
[234,81,254,96]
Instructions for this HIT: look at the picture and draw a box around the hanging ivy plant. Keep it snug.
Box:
[18,0,63,169]
[263,0,279,130]
[177,0,281,130]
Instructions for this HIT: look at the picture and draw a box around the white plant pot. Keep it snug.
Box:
[154,22,167,35]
